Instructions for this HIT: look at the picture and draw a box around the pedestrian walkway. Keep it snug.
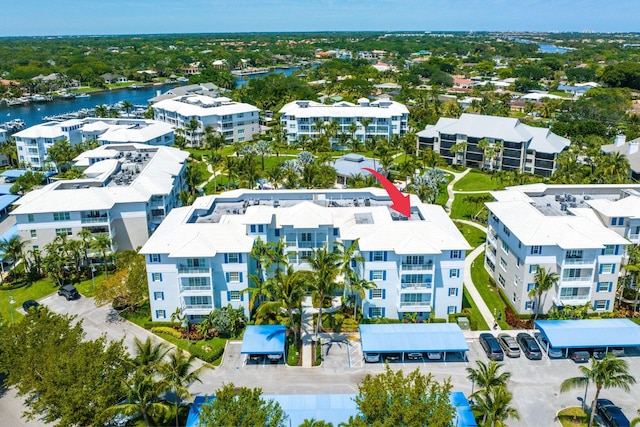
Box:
[444,168,471,212]
[300,296,315,367]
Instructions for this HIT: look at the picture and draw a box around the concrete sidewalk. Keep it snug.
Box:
[300,295,315,367]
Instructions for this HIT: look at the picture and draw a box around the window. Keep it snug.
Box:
[156,310,166,319]
[250,225,256,233]
[150,254,161,263]
[449,269,460,278]
[531,246,542,255]
[503,225,511,237]
[30,230,37,238]
[501,241,509,254]
[498,275,506,287]
[451,250,461,259]
[238,137,245,142]
[560,287,590,299]
[594,300,608,310]
[447,306,457,314]
[299,250,312,260]
[369,307,383,317]
[27,214,34,223]
[333,228,339,236]
[152,273,163,282]
[527,283,535,292]
[238,129,244,134]
[33,245,39,251]
[229,291,241,301]
[597,282,612,292]
[566,250,583,259]
[600,264,615,274]
[405,255,424,265]
[274,229,280,237]
[371,270,384,280]
[525,301,535,310]
[258,225,264,233]
[371,289,383,299]
[301,232,312,242]
[228,272,240,282]
[516,257,521,267]
[448,288,458,297]
[500,257,507,270]
[153,291,164,300]
[603,245,615,255]
[372,251,384,261]
[610,217,624,226]
[529,264,539,274]
[55,228,72,237]
[227,253,239,263]
[53,212,71,221]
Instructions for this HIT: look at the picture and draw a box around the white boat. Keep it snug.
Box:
[75,93,91,98]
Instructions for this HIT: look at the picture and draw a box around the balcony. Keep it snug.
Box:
[177,266,210,275]
[561,276,592,283]
[400,263,434,272]
[81,215,109,224]
[400,282,432,289]
[628,233,639,240]
[183,304,213,315]
[179,285,213,293]
[398,302,432,312]
[562,258,596,266]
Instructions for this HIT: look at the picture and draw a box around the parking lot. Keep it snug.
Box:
[3,297,640,427]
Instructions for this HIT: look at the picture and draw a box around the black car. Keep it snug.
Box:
[516,333,542,360]
[479,333,504,361]
[597,399,631,427]
[58,284,80,301]
[22,300,40,311]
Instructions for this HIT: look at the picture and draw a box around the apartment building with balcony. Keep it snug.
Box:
[13,118,174,171]
[152,95,260,146]
[279,99,409,145]
[484,184,635,315]
[140,188,469,322]
[417,113,570,177]
[11,143,189,254]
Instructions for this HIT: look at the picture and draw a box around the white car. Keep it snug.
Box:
[364,353,380,363]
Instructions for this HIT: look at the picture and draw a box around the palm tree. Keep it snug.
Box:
[308,245,342,336]
[184,117,200,146]
[258,265,306,342]
[161,348,207,427]
[472,385,520,427]
[91,233,113,278]
[223,156,239,189]
[77,228,93,268]
[132,336,170,374]
[94,104,109,118]
[254,140,274,170]
[560,354,637,427]
[121,100,134,116]
[349,276,376,320]
[449,141,467,166]
[528,267,559,320]
[0,235,25,268]
[334,239,363,300]
[359,117,372,147]
[105,370,169,427]
[478,138,490,169]
[466,360,512,392]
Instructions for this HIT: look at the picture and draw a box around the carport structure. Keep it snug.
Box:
[359,323,469,361]
[534,319,640,357]
[241,325,286,361]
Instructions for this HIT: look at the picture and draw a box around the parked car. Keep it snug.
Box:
[58,284,79,301]
[593,348,607,360]
[597,399,631,427]
[406,352,423,360]
[569,350,591,363]
[363,353,380,363]
[516,333,542,360]
[497,333,521,358]
[479,333,504,361]
[266,354,282,363]
[384,353,402,362]
[611,347,625,357]
[248,354,264,363]
[426,352,443,360]
[534,332,564,359]
[22,300,40,311]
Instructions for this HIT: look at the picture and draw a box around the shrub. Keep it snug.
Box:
[504,305,533,329]
[151,326,182,339]
[143,321,178,329]
[189,339,226,363]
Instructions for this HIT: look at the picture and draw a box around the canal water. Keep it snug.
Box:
[1,66,302,128]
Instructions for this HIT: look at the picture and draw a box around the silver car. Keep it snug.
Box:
[497,333,521,358]
[534,332,563,358]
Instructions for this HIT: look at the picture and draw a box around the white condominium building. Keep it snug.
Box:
[485,184,636,315]
[279,99,409,144]
[152,95,260,146]
[11,144,189,254]
[417,114,570,177]
[141,188,469,323]
[14,118,174,171]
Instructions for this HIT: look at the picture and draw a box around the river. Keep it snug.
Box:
[511,38,571,54]
[1,66,303,128]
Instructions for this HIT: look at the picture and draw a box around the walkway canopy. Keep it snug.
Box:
[240,325,286,355]
[451,392,478,427]
[359,323,469,353]
[534,319,640,349]
[0,194,18,214]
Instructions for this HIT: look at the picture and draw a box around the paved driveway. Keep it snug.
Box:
[3,299,640,427]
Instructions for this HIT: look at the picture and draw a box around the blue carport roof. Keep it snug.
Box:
[0,184,13,195]
[451,391,478,427]
[359,323,469,353]
[535,319,640,348]
[0,169,28,179]
[240,325,286,355]
[0,194,18,211]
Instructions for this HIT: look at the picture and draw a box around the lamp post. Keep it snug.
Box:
[90,265,97,292]
[9,293,15,325]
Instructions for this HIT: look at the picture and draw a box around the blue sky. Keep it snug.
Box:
[1,0,637,36]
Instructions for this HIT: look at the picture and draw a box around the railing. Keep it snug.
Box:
[401,282,432,289]
[398,302,432,310]
[628,233,639,240]
[81,216,109,224]
[401,263,434,271]
[180,285,212,292]
[183,304,213,310]
[562,258,596,265]
[178,266,209,274]
[561,276,592,282]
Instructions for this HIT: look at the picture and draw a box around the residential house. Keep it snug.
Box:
[417,113,570,177]
[141,188,469,322]
[100,73,128,84]
[11,144,189,254]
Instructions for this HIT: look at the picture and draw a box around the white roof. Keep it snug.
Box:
[279,99,408,119]
[152,95,259,118]
[96,121,174,144]
[14,122,65,139]
[417,113,569,154]
[521,93,564,101]
[586,196,640,219]
[141,189,470,257]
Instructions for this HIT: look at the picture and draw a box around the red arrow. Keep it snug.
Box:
[362,167,411,217]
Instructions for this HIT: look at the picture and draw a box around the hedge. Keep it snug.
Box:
[151,326,182,339]
[189,339,226,363]
[143,321,178,329]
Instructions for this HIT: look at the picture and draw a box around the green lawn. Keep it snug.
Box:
[453,169,500,192]
[0,278,58,322]
[461,287,490,331]
[470,252,510,330]
[557,407,589,427]
[455,221,487,249]
[74,272,107,298]
[450,192,491,220]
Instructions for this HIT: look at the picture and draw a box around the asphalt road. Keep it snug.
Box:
[2,294,640,426]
